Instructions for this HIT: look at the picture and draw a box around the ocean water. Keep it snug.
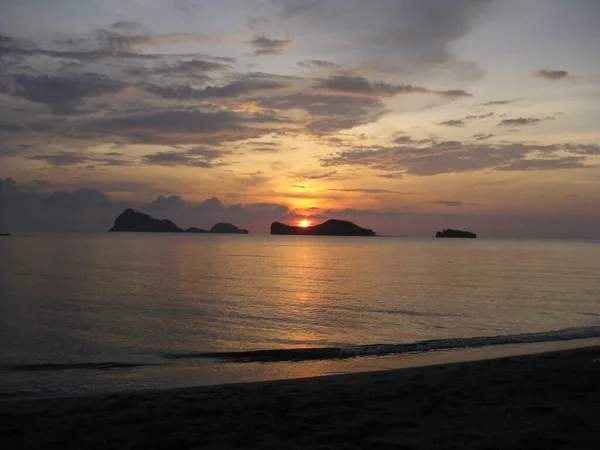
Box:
[1,233,599,397]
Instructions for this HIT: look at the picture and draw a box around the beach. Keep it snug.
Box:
[2,345,599,449]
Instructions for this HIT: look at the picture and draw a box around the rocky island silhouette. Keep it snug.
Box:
[435,229,477,238]
[270,219,376,236]
[109,209,248,234]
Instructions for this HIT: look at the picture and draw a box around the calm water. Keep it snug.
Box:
[1,234,599,397]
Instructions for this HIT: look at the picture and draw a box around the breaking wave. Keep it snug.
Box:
[164,326,600,363]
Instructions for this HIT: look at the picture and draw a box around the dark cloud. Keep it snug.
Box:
[298,60,340,69]
[245,141,281,153]
[155,59,231,74]
[255,93,385,134]
[89,109,272,145]
[292,171,338,180]
[0,178,301,232]
[376,172,404,179]
[438,119,466,127]
[498,117,541,127]
[472,133,494,140]
[26,152,91,166]
[254,48,285,55]
[3,74,126,114]
[277,0,494,76]
[42,188,112,209]
[481,99,517,106]
[437,112,494,127]
[313,75,471,98]
[1,25,226,66]
[109,21,144,32]
[320,139,598,176]
[248,34,291,55]
[430,200,464,207]
[145,194,186,210]
[250,146,281,153]
[146,79,287,100]
[25,151,132,167]
[494,157,587,171]
[392,136,413,144]
[0,123,25,132]
[328,188,398,194]
[140,150,227,168]
[533,69,569,80]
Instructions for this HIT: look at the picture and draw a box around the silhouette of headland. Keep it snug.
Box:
[270,219,376,236]
[435,229,476,238]
[0,233,11,237]
[109,209,248,234]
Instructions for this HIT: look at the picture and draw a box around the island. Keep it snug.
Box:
[270,219,376,236]
[109,209,247,235]
[435,229,476,238]
[0,233,11,237]
[210,223,248,234]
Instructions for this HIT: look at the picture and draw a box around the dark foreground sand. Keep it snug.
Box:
[2,346,600,449]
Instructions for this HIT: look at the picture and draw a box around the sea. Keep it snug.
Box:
[1,233,599,398]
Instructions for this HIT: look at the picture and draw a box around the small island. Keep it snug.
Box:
[270,219,376,236]
[109,209,248,234]
[0,233,11,237]
[435,229,476,238]
[210,223,248,234]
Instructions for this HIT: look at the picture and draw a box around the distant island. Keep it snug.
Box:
[211,223,249,234]
[0,233,11,237]
[109,209,248,234]
[435,229,476,238]
[270,219,376,236]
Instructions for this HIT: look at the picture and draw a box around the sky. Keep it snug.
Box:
[1,0,599,237]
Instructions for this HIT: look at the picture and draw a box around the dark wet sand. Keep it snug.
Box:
[2,346,600,449]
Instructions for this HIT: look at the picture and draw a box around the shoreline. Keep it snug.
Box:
[3,344,600,449]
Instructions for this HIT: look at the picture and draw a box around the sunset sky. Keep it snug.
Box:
[1,0,599,237]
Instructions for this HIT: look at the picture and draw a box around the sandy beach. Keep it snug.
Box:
[2,346,600,449]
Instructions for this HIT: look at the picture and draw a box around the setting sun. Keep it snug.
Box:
[299,220,311,228]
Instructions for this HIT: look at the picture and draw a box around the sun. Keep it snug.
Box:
[298,219,311,228]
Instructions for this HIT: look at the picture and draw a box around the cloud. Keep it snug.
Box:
[276,0,494,77]
[298,60,340,69]
[313,75,472,98]
[437,112,495,127]
[438,119,466,127]
[376,172,404,179]
[254,48,285,55]
[89,109,272,145]
[255,92,385,134]
[328,188,398,194]
[155,59,231,74]
[291,170,338,180]
[1,24,228,68]
[429,200,464,207]
[3,74,127,114]
[0,123,25,132]
[248,34,291,55]
[498,117,541,127]
[140,149,229,168]
[320,139,598,176]
[472,133,494,140]
[494,157,587,171]
[480,99,517,106]
[146,79,287,100]
[145,194,186,210]
[25,151,132,167]
[533,69,569,80]
[0,178,300,232]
